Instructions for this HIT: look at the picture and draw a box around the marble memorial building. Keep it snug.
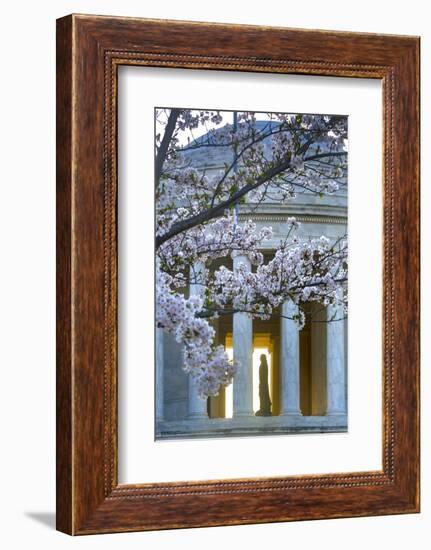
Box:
[156,121,347,439]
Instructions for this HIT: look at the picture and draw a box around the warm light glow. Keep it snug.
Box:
[224,346,272,417]
[253,348,272,413]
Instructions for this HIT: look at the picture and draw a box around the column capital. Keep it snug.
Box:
[281,299,300,324]
[232,250,250,260]
[233,253,251,271]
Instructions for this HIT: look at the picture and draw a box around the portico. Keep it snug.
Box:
[155,118,348,439]
[156,217,348,439]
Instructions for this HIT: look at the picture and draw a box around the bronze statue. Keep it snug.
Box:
[255,354,272,416]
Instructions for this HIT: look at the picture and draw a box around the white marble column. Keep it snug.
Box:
[326,305,347,415]
[187,261,208,419]
[155,328,164,422]
[279,300,302,416]
[233,255,254,417]
[187,377,208,418]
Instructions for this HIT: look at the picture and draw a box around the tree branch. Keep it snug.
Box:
[156,150,346,248]
[155,108,180,185]
[156,157,292,248]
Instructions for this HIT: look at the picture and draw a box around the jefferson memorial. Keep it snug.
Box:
[156,120,348,439]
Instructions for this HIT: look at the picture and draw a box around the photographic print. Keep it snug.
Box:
[155,107,348,440]
[56,15,420,533]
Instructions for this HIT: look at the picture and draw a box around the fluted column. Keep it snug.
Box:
[233,254,254,416]
[279,300,302,416]
[155,328,164,422]
[187,261,208,419]
[188,377,208,418]
[326,305,347,415]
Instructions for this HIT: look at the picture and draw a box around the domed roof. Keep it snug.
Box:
[180,121,346,189]
[190,119,281,147]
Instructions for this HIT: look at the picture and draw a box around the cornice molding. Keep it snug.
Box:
[239,213,347,225]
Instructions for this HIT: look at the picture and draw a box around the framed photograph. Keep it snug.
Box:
[56,14,420,535]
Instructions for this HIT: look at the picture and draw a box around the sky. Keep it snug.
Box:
[155,108,274,146]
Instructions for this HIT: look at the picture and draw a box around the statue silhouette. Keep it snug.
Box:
[255,353,272,416]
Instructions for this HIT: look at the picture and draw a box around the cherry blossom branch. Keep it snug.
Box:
[155,108,180,184]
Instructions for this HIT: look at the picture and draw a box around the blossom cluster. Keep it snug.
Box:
[156,264,236,398]
[154,108,348,398]
[158,215,273,282]
[209,230,347,329]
